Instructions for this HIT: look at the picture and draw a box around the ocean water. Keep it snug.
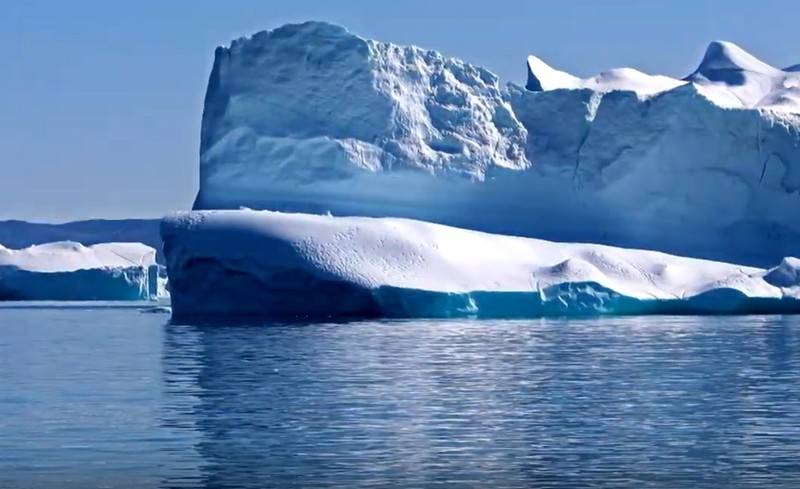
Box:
[1,307,800,488]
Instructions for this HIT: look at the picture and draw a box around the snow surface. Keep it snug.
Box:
[0,242,158,300]
[528,40,800,111]
[0,219,164,263]
[686,41,800,111]
[526,56,685,97]
[162,210,800,319]
[194,22,800,266]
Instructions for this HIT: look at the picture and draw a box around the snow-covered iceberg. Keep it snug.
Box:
[0,242,159,300]
[194,21,800,266]
[0,218,163,262]
[162,210,800,320]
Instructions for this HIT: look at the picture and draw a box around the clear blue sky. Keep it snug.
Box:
[2,0,797,222]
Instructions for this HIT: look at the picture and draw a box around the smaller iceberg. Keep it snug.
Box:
[161,210,800,319]
[0,242,159,301]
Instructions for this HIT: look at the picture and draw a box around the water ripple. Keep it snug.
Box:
[1,311,800,487]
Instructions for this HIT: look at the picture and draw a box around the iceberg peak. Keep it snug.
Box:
[685,40,800,110]
[525,55,582,91]
[525,55,684,97]
[522,39,799,111]
[690,40,780,78]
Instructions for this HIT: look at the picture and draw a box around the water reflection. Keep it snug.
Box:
[161,316,800,488]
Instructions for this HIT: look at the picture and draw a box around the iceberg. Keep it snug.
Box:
[162,210,800,320]
[0,242,159,301]
[0,218,163,263]
[194,21,800,266]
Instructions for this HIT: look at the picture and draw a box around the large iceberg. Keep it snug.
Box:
[162,210,800,320]
[0,242,158,300]
[194,21,800,266]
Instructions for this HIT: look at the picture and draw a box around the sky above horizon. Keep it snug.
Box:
[2,0,798,222]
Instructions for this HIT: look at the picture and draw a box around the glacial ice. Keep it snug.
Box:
[193,21,800,266]
[162,210,800,320]
[0,242,159,300]
[526,40,800,111]
[525,56,686,96]
[0,219,164,263]
[686,41,800,111]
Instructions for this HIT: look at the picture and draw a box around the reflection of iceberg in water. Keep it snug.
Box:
[160,317,800,487]
[158,324,207,487]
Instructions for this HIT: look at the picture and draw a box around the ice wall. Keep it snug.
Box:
[0,242,158,300]
[194,22,800,266]
[162,210,800,320]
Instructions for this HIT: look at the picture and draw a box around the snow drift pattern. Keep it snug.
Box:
[162,211,800,320]
[194,22,800,266]
[0,242,158,300]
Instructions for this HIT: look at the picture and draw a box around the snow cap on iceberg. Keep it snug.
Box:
[525,55,583,91]
[0,241,156,272]
[691,40,780,78]
[686,41,800,111]
[524,40,800,112]
[526,55,685,97]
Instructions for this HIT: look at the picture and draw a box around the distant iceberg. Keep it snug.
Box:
[0,218,163,263]
[0,242,159,301]
[162,211,800,320]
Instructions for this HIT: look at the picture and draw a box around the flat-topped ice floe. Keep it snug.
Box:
[0,242,158,300]
[162,210,800,320]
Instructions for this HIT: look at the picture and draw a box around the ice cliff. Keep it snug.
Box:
[0,242,158,300]
[163,210,800,319]
[194,22,800,266]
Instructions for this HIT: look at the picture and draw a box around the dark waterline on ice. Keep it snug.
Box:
[2,308,800,488]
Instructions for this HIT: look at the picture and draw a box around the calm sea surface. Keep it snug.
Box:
[1,306,800,488]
